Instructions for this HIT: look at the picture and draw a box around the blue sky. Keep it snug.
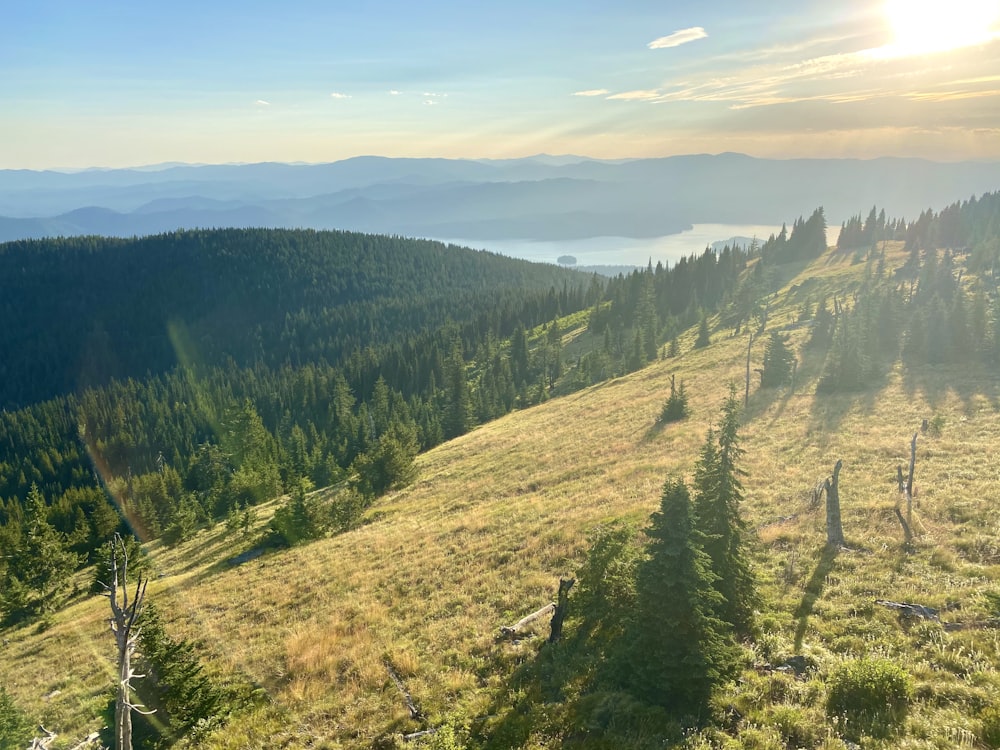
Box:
[3,0,1000,168]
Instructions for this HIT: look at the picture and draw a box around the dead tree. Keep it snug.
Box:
[105,534,151,750]
[895,432,918,541]
[548,578,575,643]
[824,460,844,547]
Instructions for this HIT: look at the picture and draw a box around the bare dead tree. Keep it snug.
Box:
[744,331,754,407]
[548,578,575,643]
[906,432,917,529]
[824,460,845,547]
[893,432,918,543]
[105,533,152,750]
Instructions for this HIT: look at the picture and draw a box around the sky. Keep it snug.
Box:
[3,0,1000,169]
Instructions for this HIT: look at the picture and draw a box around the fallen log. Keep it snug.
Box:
[500,603,555,638]
[385,660,424,721]
[403,728,438,741]
[876,599,939,622]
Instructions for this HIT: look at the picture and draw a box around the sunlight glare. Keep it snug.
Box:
[883,0,1000,56]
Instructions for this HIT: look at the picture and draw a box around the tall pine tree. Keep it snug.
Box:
[693,388,757,637]
[628,478,739,717]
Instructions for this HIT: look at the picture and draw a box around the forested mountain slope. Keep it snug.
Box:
[2,193,1000,748]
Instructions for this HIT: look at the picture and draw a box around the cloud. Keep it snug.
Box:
[388,90,401,95]
[572,89,610,97]
[424,100,437,106]
[607,89,663,101]
[648,27,708,49]
[255,99,271,107]
[330,92,351,99]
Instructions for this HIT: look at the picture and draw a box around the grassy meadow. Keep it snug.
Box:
[3,242,1000,748]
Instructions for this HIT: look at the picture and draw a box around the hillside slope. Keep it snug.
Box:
[2,243,1000,749]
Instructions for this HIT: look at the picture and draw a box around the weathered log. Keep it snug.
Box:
[824,460,844,547]
[500,603,555,638]
[548,578,575,643]
[403,728,439,741]
[29,726,57,749]
[876,599,939,622]
[385,660,423,721]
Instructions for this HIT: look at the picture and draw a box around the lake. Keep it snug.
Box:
[435,224,784,269]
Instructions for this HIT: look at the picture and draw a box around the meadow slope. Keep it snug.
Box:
[3,242,1000,749]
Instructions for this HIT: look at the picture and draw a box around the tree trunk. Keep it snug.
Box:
[548,578,575,643]
[107,534,148,750]
[824,460,844,547]
[744,332,754,407]
[906,432,917,529]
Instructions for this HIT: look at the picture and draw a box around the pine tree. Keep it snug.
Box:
[1,484,81,621]
[628,478,739,717]
[658,375,690,423]
[693,389,757,636]
[694,310,711,349]
[760,331,794,388]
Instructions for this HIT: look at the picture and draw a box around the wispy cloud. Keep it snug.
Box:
[607,89,663,101]
[255,99,271,107]
[330,92,351,99]
[572,89,610,97]
[388,90,401,95]
[648,27,707,50]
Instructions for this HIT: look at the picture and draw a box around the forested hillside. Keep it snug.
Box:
[0,224,761,627]
[2,191,1000,749]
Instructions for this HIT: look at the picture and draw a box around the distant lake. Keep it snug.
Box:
[436,224,782,269]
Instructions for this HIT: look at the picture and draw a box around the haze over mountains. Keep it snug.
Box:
[2,153,998,245]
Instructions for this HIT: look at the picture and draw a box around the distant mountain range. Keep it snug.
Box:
[1,153,997,243]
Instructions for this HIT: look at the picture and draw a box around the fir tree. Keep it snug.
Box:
[760,331,794,388]
[694,310,711,349]
[693,388,757,637]
[628,478,739,717]
[658,375,690,423]
[1,484,81,622]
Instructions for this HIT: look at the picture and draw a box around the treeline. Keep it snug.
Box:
[813,193,1000,393]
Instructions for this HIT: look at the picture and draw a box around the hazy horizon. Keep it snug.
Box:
[5,1,1000,170]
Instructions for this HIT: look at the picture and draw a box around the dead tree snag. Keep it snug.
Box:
[105,534,152,750]
[824,460,844,548]
[548,578,575,643]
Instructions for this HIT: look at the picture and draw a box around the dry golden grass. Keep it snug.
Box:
[3,241,1000,748]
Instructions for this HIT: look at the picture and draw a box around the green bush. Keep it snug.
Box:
[826,658,912,740]
[980,704,1000,748]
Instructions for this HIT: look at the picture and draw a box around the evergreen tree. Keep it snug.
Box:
[693,389,757,636]
[658,375,690,423]
[1,484,81,622]
[760,331,794,388]
[628,478,739,717]
[694,310,711,349]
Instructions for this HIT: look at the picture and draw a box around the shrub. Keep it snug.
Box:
[826,658,912,740]
[980,704,1000,749]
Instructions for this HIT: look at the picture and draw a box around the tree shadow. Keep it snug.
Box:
[900,362,999,416]
[793,544,840,652]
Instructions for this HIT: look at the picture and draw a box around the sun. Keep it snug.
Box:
[883,0,1000,56]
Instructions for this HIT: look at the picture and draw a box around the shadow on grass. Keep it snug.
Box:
[794,544,840,652]
[900,361,1000,415]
